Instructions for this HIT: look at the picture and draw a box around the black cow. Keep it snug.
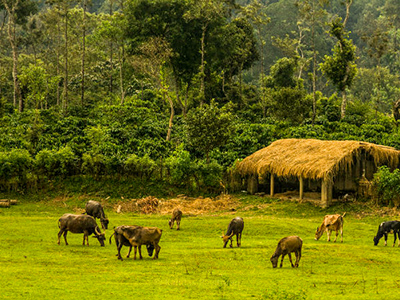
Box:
[221,217,244,248]
[373,221,400,246]
[111,225,162,260]
[84,200,109,230]
[57,214,106,246]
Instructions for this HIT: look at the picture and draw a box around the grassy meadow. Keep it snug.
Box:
[0,195,399,299]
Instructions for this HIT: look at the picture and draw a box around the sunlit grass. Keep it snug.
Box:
[0,197,399,299]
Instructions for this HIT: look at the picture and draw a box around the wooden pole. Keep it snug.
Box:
[270,174,274,197]
[299,176,304,201]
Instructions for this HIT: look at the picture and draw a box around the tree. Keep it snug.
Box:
[265,57,308,124]
[295,0,328,124]
[320,15,357,119]
[185,101,234,164]
[1,0,38,112]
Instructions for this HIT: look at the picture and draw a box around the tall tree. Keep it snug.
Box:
[320,15,357,119]
[1,0,37,111]
[295,0,328,124]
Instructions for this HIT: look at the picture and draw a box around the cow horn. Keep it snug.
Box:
[95,226,101,236]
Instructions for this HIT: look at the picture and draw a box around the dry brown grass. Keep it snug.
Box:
[113,194,239,216]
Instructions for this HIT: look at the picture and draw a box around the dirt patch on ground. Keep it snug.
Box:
[114,194,238,216]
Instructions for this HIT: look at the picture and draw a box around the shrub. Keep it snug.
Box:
[373,166,400,206]
[124,154,157,179]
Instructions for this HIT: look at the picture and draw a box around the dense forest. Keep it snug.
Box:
[0,0,400,198]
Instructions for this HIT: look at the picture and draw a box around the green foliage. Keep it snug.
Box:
[185,101,235,162]
[373,166,400,206]
[124,154,157,179]
[320,17,357,91]
[0,149,33,189]
[165,144,195,187]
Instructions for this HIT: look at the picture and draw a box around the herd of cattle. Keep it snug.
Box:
[57,201,400,267]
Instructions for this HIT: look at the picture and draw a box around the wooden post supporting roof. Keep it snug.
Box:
[270,174,274,197]
[299,176,304,201]
[321,179,332,208]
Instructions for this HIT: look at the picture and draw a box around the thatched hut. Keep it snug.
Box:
[236,139,400,207]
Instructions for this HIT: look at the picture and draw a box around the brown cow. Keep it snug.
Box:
[110,225,155,260]
[57,214,106,246]
[113,225,162,260]
[221,217,244,248]
[169,208,182,230]
[270,236,303,268]
[315,213,346,242]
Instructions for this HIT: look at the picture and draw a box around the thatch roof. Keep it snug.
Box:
[236,139,400,180]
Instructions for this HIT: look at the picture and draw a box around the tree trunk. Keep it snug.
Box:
[341,89,347,119]
[3,0,22,111]
[63,6,69,112]
[81,0,87,106]
[166,93,174,141]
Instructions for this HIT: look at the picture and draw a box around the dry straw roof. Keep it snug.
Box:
[236,139,400,180]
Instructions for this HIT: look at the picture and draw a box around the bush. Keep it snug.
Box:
[124,154,157,179]
[165,145,196,187]
[0,149,33,190]
[373,166,400,206]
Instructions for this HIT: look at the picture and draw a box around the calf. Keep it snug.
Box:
[57,214,106,246]
[112,225,162,260]
[221,217,244,248]
[169,208,182,230]
[373,221,400,246]
[270,236,303,268]
[109,226,154,260]
[315,213,346,242]
[84,200,109,230]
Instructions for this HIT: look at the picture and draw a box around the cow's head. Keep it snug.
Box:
[221,232,234,248]
[168,219,173,229]
[100,217,109,230]
[146,244,155,256]
[270,254,279,268]
[93,227,106,246]
[314,227,324,241]
[373,235,380,246]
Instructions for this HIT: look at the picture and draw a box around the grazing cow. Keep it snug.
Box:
[109,226,155,260]
[169,208,182,230]
[270,236,303,268]
[84,200,109,230]
[221,217,244,248]
[57,214,106,246]
[373,221,400,246]
[315,213,346,242]
[111,225,162,260]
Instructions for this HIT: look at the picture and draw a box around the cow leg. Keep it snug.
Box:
[237,233,241,247]
[393,232,397,247]
[154,244,161,259]
[280,254,285,268]
[57,230,64,245]
[229,238,233,248]
[326,229,330,242]
[288,253,294,268]
[340,228,343,243]
[138,245,143,259]
[295,249,301,267]
[117,243,123,260]
[127,246,132,258]
[177,221,180,230]
[334,230,338,242]
[63,231,69,245]
[133,246,137,260]
[384,233,388,246]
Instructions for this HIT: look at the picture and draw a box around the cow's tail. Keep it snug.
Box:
[342,212,346,218]
[109,232,115,245]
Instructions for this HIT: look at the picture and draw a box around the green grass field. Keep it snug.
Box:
[0,196,399,299]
